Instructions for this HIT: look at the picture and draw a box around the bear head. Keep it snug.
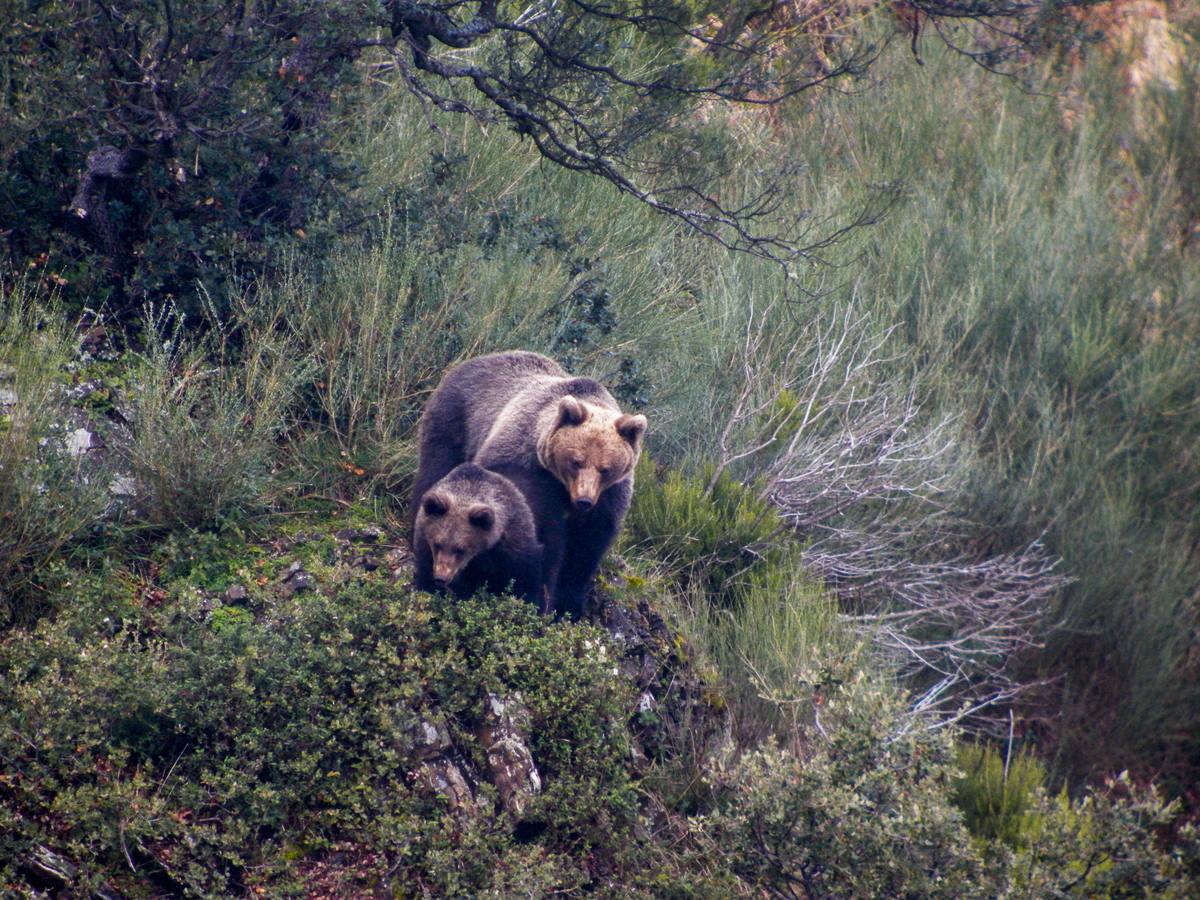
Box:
[539,396,647,511]
[415,489,501,588]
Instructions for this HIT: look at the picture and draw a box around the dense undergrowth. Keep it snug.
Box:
[4,6,1200,896]
[2,508,1197,896]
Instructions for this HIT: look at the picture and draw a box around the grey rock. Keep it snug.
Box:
[281,561,315,596]
[416,759,478,817]
[108,474,137,497]
[65,426,104,457]
[222,584,249,603]
[25,843,77,885]
[66,379,101,403]
[285,572,314,595]
[409,715,452,760]
[334,526,384,544]
[478,693,540,817]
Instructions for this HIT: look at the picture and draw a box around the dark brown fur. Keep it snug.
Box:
[412,463,544,607]
[412,351,646,618]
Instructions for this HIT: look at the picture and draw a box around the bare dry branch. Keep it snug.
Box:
[714,302,1071,728]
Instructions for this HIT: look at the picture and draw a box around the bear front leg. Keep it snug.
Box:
[538,519,568,617]
[555,480,629,619]
[413,540,439,594]
[505,546,547,610]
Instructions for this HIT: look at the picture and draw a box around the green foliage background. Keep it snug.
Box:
[3,4,1200,895]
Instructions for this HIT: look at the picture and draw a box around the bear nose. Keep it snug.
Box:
[574,497,594,511]
[433,575,448,588]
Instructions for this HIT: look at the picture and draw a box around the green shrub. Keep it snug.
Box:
[1011,774,1200,898]
[1,2,375,318]
[953,742,1047,848]
[0,578,637,896]
[694,676,992,898]
[622,455,861,741]
[622,454,787,605]
[689,677,1200,898]
[117,303,301,531]
[0,290,111,617]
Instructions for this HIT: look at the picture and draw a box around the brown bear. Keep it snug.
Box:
[412,351,646,618]
[412,463,545,607]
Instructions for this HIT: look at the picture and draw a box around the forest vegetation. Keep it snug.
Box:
[3,0,1200,895]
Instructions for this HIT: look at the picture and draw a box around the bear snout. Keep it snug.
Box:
[573,496,594,511]
[433,555,459,586]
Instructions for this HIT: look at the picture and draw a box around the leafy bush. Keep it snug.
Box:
[695,677,992,898]
[689,676,1200,898]
[623,454,790,605]
[1010,775,1200,898]
[0,290,111,618]
[0,577,637,896]
[953,742,1047,848]
[1,2,377,316]
[117,303,300,531]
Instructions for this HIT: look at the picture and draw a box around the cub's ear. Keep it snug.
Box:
[615,413,648,447]
[467,505,495,531]
[422,494,448,517]
[556,396,587,428]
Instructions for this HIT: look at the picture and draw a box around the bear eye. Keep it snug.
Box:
[569,458,583,471]
[453,547,465,558]
[599,466,611,478]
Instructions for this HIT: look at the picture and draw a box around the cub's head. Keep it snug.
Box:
[539,396,647,511]
[415,483,502,589]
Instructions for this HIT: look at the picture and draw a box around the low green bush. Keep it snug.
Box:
[0,291,111,618]
[0,578,637,896]
[689,676,1200,898]
[623,456,860,742]
[953,742,1047,848]
[1010,775,1200,898]
[694,676,992,898]
[623,454,789,606]
[117,304,301,531]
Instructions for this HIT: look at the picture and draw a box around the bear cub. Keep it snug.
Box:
[412,463,545,608]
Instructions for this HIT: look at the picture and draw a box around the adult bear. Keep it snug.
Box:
[412,351,647,618]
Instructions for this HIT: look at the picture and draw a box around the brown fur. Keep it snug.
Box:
[411,351,647,617]
[536,397,645,509]
[411,463,544,605]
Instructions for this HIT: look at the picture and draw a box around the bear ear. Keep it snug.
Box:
[615,413,647,447]
[556,396,587,428]
[423,494,448,517]
[467,505,495,531]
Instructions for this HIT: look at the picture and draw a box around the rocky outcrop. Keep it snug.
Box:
[477,694,542,817]
[593,578,734,772]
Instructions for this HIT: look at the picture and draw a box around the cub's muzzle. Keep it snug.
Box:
[433,555,460,586]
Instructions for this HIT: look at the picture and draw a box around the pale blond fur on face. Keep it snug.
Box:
[537,396,647,509]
